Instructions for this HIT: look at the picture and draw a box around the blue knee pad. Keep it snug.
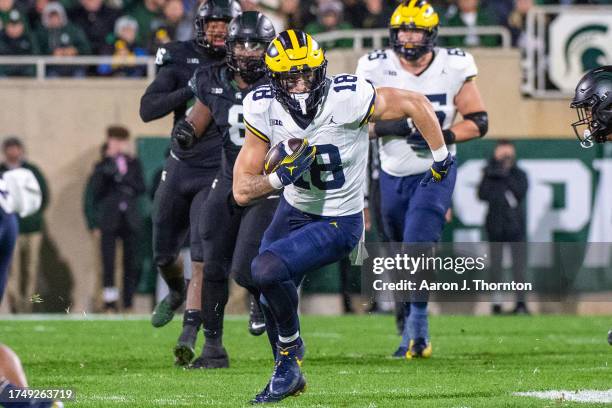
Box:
[251,251,291,288]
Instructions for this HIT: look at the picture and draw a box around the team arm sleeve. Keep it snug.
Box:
[139,66,194,122]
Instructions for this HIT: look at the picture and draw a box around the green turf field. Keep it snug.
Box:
[1,315,611,407]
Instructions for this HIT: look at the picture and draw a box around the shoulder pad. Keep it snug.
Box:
[244,85,274,114]
[358,49,390,69]
[155,41,180,66]
[443,47,477,71]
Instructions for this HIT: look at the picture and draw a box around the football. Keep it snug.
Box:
[263,138,306,175]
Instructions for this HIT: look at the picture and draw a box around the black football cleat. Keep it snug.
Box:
[248,295,266,336]
[392,346,408,358]
[608,329,611,345]
[174,325,198,367]
[189,344,229,369]
[151,290,184,328]
[251,339,306,404]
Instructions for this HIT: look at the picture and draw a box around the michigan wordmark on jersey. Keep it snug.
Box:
[356,47,477,177]
[243,74,376,217]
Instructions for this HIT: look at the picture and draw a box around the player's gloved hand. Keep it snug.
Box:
[270,141,317,188]
[405,128,429,150]
[172,118,196,150]
[421,152,455,186]
[407,127,456,150]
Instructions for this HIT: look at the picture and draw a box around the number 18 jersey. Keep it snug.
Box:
[243,74,376,217]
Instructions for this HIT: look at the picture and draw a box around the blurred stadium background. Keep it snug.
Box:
[1,0,612,316]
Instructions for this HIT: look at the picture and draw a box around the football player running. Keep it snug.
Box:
[139,0,242,366]
[234,29,452,403]
[355,0,488,359]
[569,65,612,345]
[171,11,276,368]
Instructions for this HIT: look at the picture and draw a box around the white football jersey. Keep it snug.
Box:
[0,168,42,217]
[243,74,375,217]
[356,47,478,177]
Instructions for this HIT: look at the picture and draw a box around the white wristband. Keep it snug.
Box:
[431,145,449,162]
[268,172,283,190]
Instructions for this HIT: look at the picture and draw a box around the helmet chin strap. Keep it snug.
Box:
[291,93,310,115]
[580,129,594,149]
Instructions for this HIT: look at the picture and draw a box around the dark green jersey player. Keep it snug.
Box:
[139,0,242,368]
[171,10,276,369]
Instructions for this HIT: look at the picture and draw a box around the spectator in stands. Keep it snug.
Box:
[0,137,49,313]
[89,126,145,312]
[361,0,393,29]
[305,1,353,49]
[444,0,500,47]
[37,2,91,77]
[505,0,533,47]
[161,0,191,41]
[478,140,529,315]
[129,0,165,48]
[26,0,49,30]
[69,0,121,54]
[0,0,24,27]
[0,9,38,77]
[98,15,147,77]
[343,0,367,29]
[279,0,316,30]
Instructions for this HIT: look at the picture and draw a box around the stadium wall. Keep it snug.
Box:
[0,48,576,313]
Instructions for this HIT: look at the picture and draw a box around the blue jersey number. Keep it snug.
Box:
[294,144,345,191]
[426,93,447,127]
[332,75,358,93]
[252,88,273,101]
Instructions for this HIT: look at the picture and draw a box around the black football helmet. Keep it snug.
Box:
[195,0,242,56]
[570,65,612,147]
[226,11,276,84]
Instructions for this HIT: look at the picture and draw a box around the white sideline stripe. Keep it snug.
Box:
[0,314,248,321]
[514,390,612,404]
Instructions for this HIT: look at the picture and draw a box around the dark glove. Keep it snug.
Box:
[407,128,456,150]
[172,119,196,150]
[421,152,455,186]
[274,140,317,186]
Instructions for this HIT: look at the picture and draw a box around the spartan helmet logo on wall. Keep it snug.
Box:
[548,11,612,92]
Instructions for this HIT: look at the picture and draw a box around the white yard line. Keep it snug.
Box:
[0,314,248,321]
[514,390,612,404]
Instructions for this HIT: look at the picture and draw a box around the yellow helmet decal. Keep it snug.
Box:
[389,0,439,31]
[265,29,325,73]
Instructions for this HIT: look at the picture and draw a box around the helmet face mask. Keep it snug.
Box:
[268,62,328,115]
[390,26,437,60]
[227,40,268,84]
[194,0,242,56]
[570,66,612,146]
